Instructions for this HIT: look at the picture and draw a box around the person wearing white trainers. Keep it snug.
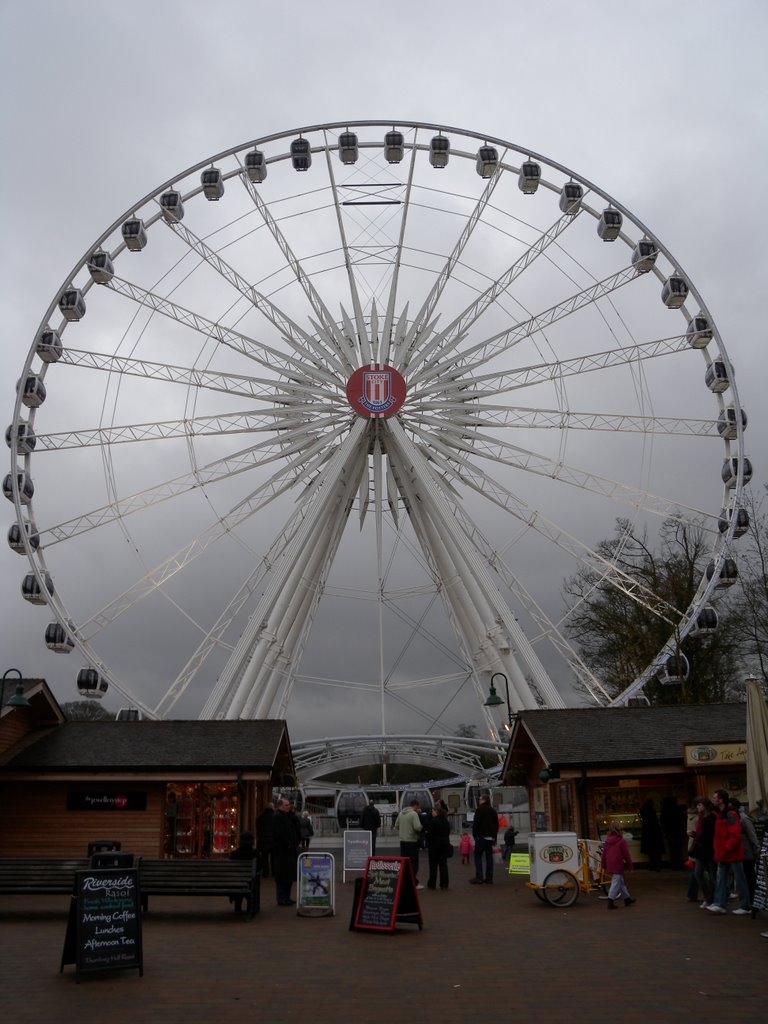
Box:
[688,797,716,908]
[729,796,760,907]
[707,789,750,915]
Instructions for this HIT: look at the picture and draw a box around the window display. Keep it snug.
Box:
[164,783,239,858]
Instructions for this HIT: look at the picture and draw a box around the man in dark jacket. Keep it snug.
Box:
[256,802,275,879]
[272,797,299,906]
[359,800,382,854]
[471,794,499,885]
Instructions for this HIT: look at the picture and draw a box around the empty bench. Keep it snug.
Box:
[0,856,260,919]
[138,858,260,919]
[0,857,87,895]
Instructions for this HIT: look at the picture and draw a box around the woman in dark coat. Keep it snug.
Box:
[426,804,452,890]
[689,797,716,906]
[640,798,664,871]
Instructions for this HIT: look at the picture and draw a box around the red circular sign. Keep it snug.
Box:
[346,364,407,418]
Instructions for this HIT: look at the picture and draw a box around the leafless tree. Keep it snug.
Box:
[564,517,739,704]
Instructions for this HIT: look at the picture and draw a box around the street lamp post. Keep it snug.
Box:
[484,672,515,731]
[1,669,31,710]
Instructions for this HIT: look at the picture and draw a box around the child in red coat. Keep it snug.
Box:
[600,821,636,909]
[458,831,473,865]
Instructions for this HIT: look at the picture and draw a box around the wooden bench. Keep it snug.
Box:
[138,858,260,919]
[0,856,260,919]
[0,857,87,895]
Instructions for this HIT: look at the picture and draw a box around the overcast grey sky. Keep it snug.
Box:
[1,0,766,738]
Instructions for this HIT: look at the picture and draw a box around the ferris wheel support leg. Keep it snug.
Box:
[241,485,356,718]
[386,418,564,709]
[222,489,350,719]
[208,421,368,719]
[402,469,536,711]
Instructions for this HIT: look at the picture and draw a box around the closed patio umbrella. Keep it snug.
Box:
[746,676,768,816]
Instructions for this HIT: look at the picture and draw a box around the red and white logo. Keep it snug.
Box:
[346,364,407,418]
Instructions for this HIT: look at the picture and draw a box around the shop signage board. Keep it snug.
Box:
[350,856,423,933]
[297,852,335,917]
[342,828,372,882]
[66,791,148,811]
[61,867,143,980]
[683,742,748,767]
[507,852,531,875]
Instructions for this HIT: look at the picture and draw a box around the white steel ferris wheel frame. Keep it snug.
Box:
[7,120,749,734]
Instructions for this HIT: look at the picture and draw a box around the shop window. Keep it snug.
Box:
[164,783,239,858]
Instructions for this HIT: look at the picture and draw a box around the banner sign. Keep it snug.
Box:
[508,853,531,875]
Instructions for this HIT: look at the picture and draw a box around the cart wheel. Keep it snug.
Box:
[542,869,579,907]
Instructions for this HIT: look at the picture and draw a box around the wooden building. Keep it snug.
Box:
[501,703,748,865]
[0,678,295,859]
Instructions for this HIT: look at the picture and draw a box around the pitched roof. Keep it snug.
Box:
[1,719,292,772]
[515,703,746,767]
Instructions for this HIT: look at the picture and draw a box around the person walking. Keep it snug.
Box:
[470,794,499,885]
[395,799,424,889]
[426,804,452,890]
[359,799,382,855]
[272,796,300,906]
[707,789,750,915]
[600,821,636,909]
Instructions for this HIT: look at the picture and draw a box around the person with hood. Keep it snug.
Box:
[600,820,636,909]
[395,799,424,889]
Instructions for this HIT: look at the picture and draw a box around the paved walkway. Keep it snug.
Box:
[2,849,765,1024]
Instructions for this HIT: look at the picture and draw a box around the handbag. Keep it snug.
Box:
[446,843,454,859]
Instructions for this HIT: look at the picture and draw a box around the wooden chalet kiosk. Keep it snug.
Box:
[501,703,748,866]
[0,677,295,858]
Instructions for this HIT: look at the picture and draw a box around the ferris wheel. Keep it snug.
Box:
[5,120,750,734]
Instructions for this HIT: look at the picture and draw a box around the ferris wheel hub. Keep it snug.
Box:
[345,364,407,418]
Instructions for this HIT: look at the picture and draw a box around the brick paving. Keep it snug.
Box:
[2,847,765,1024]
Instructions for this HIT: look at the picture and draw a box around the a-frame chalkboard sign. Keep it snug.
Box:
[349,856,423,932]
[61,867,143,980]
